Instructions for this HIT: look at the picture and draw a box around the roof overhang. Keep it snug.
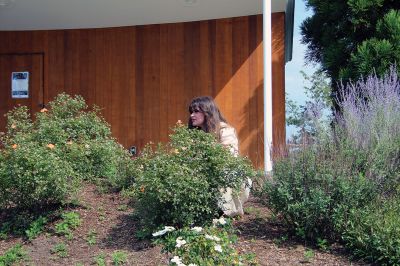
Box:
[0,0,288,31]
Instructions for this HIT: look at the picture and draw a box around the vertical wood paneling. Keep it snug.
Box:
[199,21,212,97]
[214,19,233,123]
[142,25,161,145]
[248,16,261,166]
[135,27,145,148]
[159,24,170,142]
[256,15,265,167]
[159,23,185,133]
[0,14,286,168]
[125,28,136,148]
[47,31,65,101]
[232,17,250,157]
[272,13,286,157]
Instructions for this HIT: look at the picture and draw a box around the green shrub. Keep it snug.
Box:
[131,124,254,233]
[342,197,400,265]
[94,253,106,266]
[25,216,48,240]
[0,140,76,208]
[262,140,377,241]
[264,69,400,264]
[111,251,128,265]
[152,218,257,265]
[0,244,26,266]
[34,94,134,188]
[51,242,68,258]
[36,93,111,143]
[86,229,97,246]
[0,93,135,209]
[55,212,81,240]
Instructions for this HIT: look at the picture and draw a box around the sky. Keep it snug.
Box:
[284,0,319,138]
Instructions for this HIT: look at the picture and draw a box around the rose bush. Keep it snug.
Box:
[0,93,135,209]
[130,123,255,234]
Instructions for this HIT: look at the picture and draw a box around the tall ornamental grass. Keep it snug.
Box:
[337,66,400,150]
[261,67,400,264]
[336,67,400,195]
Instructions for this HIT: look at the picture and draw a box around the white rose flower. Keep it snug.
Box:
[175,237,187,248]
[191,226,203,232]
[205,234,220,242]
[214,244,223,253]
[218,217,226,225]
[171,256,182,264]
[205,234,213,240]
[213,236,221,242]
[213,217,227,226]
[164,226,175,232]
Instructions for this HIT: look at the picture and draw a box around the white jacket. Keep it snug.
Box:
[219,122,252,216]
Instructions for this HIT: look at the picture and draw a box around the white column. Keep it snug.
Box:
[263,0,273,172]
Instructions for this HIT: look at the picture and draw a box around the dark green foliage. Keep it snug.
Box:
[54,212,81,240]
[0,93,135,209]
[342,197,400,265]
[264,70,400,263]
[25,216,48,240]
[0,244,26,266]
[153,219,258,265]
[301,0,400,106]
[130,124,255,234]
[263,142,376,241]
[0,138,76,208]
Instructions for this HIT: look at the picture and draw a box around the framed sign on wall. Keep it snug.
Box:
[11,71,29,99]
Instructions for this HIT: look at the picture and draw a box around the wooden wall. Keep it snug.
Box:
[0,14,286,168]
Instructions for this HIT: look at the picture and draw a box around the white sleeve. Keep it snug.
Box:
[220,127,239,156]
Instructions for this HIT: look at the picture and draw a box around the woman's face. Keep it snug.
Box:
[190,109,205,128]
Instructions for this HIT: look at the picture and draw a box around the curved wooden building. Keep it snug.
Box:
[0,0,294,168]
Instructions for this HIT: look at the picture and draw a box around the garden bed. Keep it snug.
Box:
[0,184,365,265]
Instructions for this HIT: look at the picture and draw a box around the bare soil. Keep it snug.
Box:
[0,184,370,265]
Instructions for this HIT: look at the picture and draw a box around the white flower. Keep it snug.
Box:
[175,237,187,248]
[205,234,213,240]
[164,226,175,232]
[218,217,226,225]
[191,226,203,232]
[188,264,197,266]
[212,217,227,226]
[152,226,175,237]
[214,244,223,253]
[171,256,182,264]
[205,234,221,242]
[170,255,186,266]
[213,236,221,241]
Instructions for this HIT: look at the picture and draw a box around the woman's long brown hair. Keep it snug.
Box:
[188,96,227,140]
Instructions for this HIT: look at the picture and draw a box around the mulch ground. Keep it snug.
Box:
[0,184,370,265]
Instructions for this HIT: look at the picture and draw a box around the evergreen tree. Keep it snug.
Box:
[301,0,400,106]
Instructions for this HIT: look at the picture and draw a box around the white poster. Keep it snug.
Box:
[11,72,29,99]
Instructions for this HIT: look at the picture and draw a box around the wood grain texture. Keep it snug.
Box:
[0,54,44,129]
[0,14,286,168]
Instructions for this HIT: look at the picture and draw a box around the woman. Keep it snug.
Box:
[188,96,251,216]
